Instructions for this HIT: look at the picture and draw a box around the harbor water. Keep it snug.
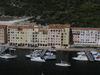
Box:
[0,49,100,75]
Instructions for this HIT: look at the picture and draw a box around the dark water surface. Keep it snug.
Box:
[0,49,100,75]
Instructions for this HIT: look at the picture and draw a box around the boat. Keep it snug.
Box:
[56,61,71,67]
[25,50,40,58]
[77,51,85,55]
[45,52,53,56]
[72,54,88,61]
[30,56,45,62]
[0,54,17,59]
[41,72,44,75]
[55,51,71,67]
[9,47,16,51]
[48,49,56,52]
[91,51,100,61]
[44,55,56,60]
[91,51,100,55]
[77,51,99,55]
[26,53,39,58]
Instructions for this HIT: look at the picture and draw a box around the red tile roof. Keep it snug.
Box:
[71,27,100,31]
[18,27,23,31]
[49,24,70,29]
[0,25,7,29]
[8,26,19,29]
[23,26,34,29]
[39,30,48,33]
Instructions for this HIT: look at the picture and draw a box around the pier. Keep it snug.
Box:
[85,50,94,61]
[0,47,9,54]
[40,49,48,57]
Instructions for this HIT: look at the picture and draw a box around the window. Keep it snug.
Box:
[65,33,67,35]
[11,32,14,33]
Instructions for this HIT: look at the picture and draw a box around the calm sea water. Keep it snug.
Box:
[0,49,100,75]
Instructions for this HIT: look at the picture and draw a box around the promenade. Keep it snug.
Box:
[0,44,97,51]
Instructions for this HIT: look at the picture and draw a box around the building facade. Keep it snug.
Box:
[48,24,70,48]
[8,25,39,46]
[0,25,7,44]
[8,24,70,48]
[71,28,100,46]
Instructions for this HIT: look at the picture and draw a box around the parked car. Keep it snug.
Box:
[51,46,55,49]
[34,45,38,47]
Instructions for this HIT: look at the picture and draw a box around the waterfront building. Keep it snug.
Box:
[0,25,7,44]
[37,30,48,47]
[8,25,39,46]
[71,28,100,46]
[97,29,100,45]
[48,24,70,48]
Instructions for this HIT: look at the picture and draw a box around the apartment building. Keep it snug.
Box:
[37,30,48,47]
[48,24,70,48]
[8,25,39,46]
[71,28,100,45]
[0,25,7,44]
[97,29,100,45]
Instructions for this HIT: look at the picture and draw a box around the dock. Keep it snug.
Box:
[85,50,94,61]
[0,47,9,54]
[40,49,48,57]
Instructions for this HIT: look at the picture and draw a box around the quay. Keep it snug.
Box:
[85,50,94,61]
[0,45,97,51]
[0,47,9,54]
[40,49,48,57]
[14,47,97,51]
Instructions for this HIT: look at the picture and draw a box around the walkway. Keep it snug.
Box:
[40,49,48,57]
[85,50,94,61]
[0,47,9,54]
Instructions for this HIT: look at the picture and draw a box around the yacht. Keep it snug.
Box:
[44,55,56,60]
[0,54,17,59]
[30,56,45,62]
[26,53,39,58]
[45,52,53,56]
[9,47,16,51]
[72,54,88,61]
[26,50,41,58]
[91,51,100,61]
[56,61,71,67]
[48,49,56,52]
[91,51,100,55]
[77,51,85,55]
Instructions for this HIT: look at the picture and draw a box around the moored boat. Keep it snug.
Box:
[72,54,88,61]
[44,55,56,60]
[9,47,16,51]
[56,61,71,67]
[0,54,17,59]
[30,56,45,62]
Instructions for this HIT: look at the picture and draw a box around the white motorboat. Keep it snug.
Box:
[26,50,41,58]
[9,47,16,51]
[72,54,88,61]
[31,56,45,62]
[91,51,100,61]
[56,61,71,67]
[48,49,56,52]
[45,52,53,56]
[0,54,17,59]
[44,55,56,60]
[26,53,39,58]
[91,51,100,55]
[77,51,85,55]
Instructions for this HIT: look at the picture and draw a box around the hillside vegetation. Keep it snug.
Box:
[0,0,100,27]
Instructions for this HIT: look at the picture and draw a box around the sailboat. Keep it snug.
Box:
[55,51,71,67]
